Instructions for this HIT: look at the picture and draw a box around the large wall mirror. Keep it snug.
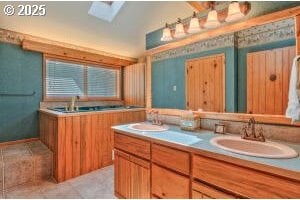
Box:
[151,17,296,115]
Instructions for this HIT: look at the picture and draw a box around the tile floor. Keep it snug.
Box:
[2,165,115,199]
[0,141,52,192]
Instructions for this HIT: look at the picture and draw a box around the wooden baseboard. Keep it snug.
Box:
[0,137,39,147]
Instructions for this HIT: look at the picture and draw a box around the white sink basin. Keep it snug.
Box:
[128,123,169,132]
[148,131,202,145]
[210,135,298,159]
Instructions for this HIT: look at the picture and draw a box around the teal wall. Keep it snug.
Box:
[0,42,42,142]
[146,1,300,49]
[152,47,238,112]
[237,39,296,112]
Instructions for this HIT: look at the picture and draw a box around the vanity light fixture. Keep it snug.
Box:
[188,12,201,34]
[174,18,186,39]
[204,9,221,28]
[160,23,173,42]
[160,1,250,42]
[225,1,245,22]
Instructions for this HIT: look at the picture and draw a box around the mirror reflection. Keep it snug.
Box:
[151,18,296,115]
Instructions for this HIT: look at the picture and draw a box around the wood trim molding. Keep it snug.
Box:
[146,6,300,55]
[23,39,135,67]
[0,28,137,66]
[148,108,300,127]
[146,56,152,108]
[0,137,39,147]
[187,1,206,12]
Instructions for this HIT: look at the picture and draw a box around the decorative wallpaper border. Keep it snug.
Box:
[236,18,295,48]
[152,34,235,62]
[152,18,295,62]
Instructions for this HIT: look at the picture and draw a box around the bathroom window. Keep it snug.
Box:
[44,56,121,101]
[87,65,120,98]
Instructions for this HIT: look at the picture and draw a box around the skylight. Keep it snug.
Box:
[88,1,125,22]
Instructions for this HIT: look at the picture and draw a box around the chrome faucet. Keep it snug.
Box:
[69,95,80,111]
[241,117,265,142]
[148,110,163,126]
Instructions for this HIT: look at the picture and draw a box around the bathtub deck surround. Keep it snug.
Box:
[39,108,145,183]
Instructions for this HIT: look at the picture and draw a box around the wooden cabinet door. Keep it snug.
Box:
[130,156,150,198]
[186,54,225,112]
[152,164,190,198]
[114,150,150,199]
[247,46,295,114]
[114,150,131,198]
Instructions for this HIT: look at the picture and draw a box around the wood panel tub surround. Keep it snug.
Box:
[113,130,300,199]
[39,109,146,182]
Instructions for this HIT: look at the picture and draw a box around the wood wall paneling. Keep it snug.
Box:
[294,15,300,96]
[295,15,300,55]
[123,63,146,107]
[186,54,225,112]
[247,46,295,115]
[40,110,146,182]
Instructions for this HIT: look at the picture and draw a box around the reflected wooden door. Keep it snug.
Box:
[247,46,295,115]
[186,54,225,112]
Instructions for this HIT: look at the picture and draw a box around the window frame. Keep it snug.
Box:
[43,54,122,102]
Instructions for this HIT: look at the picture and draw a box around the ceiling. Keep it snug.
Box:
[0,1,193,58]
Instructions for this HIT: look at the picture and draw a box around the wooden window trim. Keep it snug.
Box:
[43,54,122,102]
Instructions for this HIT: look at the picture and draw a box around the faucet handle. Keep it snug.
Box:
[257,127,265,139]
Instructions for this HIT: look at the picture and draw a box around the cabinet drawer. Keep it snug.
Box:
[152,144,190,175]
[152,164,189,198]
[192,181,235,199]
[114,133,150,159]
[193,155,300,198]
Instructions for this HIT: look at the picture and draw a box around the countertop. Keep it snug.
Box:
[39,108,146,117]
[112,122,300,177]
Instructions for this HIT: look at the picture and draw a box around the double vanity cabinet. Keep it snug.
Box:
[113,129,300,199]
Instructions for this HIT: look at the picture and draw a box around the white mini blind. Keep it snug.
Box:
[45,59,120,99]
[46,60,84,97]
[87,66,119,98]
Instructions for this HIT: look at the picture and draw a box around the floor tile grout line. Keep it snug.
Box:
[25,143,36,183]
[25,142,44,196]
